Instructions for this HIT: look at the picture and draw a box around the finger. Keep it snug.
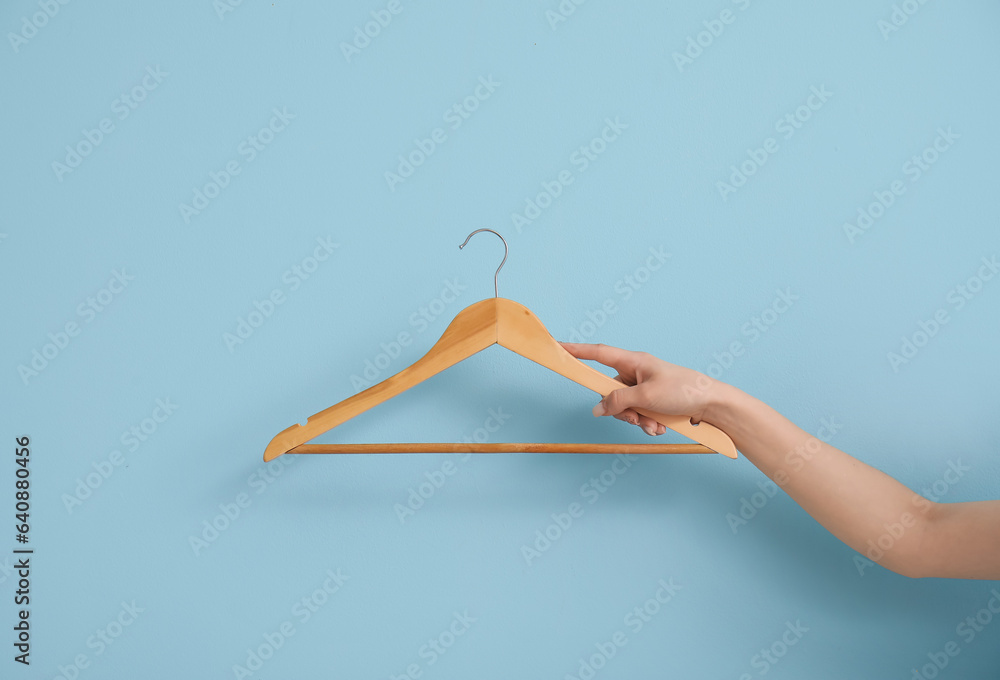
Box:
[636,414,661,436]
[595,384,648,418]
[614,408,641,426]
[560,342,641,375]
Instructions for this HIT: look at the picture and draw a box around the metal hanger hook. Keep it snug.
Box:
[458,228,508,298]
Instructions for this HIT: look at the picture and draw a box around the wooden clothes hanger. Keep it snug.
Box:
[262,229,737,462]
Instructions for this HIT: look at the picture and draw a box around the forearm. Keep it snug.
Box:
[704,383,934,578]
[565,341,998,579]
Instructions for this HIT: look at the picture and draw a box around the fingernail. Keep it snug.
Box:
[644,425,655,436]
[592,402,606,417]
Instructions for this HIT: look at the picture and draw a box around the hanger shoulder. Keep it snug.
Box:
[263,299,499,461]
[263,296,737,461]
[494,298,738,459]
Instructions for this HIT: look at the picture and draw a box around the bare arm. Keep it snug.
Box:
[561,342,1000,580]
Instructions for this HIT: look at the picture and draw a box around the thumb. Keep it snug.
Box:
[594,384,648,417]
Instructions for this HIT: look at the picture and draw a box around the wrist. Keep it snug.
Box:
[700,379,745,429]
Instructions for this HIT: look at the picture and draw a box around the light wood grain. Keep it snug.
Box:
[263,297,738,461]
[494,298,738,458]
[290,443,715,454]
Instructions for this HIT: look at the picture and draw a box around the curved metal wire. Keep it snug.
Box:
[458,228,508,298]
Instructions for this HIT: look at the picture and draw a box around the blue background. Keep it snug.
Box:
[2,0,999,678]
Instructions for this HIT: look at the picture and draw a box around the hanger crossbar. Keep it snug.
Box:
[289,443,716,454]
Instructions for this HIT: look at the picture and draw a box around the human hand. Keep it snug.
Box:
[559,342,720,436]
